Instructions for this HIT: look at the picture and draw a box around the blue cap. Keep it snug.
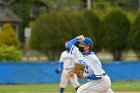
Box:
[79,37,93,46]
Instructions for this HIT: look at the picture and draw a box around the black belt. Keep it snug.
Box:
[103,73,106,76]
[65,68,73,70]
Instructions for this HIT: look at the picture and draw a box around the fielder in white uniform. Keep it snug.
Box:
[55,43,80,93]
[66,35,114,93]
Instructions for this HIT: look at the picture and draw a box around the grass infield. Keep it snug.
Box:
[0,80,140,93]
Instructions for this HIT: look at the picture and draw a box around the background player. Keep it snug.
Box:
[66,35,114,93]
[55,41,80,93]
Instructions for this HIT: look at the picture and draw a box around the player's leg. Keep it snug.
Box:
[77,81,98,93]
[102,75,114,93]
[77,81,107,93]
[69,74,80,91]
[60,71,69,93]
[104,88,114,93]
[77,76,111,93]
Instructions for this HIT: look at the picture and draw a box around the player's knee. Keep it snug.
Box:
[60,82,67,88]
[77,87,82,93]
[77,86,88,93]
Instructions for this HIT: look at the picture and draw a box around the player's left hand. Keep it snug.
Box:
[55,68,61,73]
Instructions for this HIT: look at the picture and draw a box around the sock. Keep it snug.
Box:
[75,87,79,91]
[60,88,65,93]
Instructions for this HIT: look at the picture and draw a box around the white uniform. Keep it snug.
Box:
[70,46,114,93]
[59,50,80,88]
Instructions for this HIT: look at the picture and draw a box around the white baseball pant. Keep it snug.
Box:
[60,69,80,88]
[77,75,114,93]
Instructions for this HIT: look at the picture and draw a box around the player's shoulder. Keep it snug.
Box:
[90,52,98,57]
[61,50,69,55]
[88,52,100,62]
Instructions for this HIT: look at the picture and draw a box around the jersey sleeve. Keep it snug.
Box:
[70,45,83,60]
[59,51,65,63]
[89,55,104,75]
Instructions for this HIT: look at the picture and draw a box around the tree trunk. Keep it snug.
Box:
[138,0,140,11]
[45,50,62,61]
[52,49,61,61]
[112,50,123,61]
[135,51,140,60]
[45,50,53,61]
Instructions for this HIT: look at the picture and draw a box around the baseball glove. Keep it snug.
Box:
[68,63,85,78]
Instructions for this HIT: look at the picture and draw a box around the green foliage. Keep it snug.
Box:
[81,10,100,51]
[43,0,82,12]
[30,10,100,60]
[0,23,19,47]
[30,12,71,60]
[93,3,123,20]
[101,9,130,60]
[30,12,65,51]
[125,11,137,23]
[12,0,36,42]
[94,0,108,2]
[128,13,140,50]
[0,45,22,62]
[30,11,99,51]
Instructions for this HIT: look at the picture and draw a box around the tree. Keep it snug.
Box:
[128,13,140,59]
[101,10,130,61]
[30,12,67,60]
[43,0,84,12]
[0,45,22,62]
[81,10,100,51]
[11,0,41,43]
[30,10,100,61]
[0,23,19,47]
[109,0,139,11]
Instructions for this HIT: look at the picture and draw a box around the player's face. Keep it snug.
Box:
[79,43,90,52]
[79,43,86,47]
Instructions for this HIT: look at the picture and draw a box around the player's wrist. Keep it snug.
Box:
[77,35,85,40]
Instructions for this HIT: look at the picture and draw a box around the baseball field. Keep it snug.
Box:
[0,80,140,93]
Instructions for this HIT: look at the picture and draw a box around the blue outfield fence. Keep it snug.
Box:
[102,61,140,81]
[0,62,61,84]
[0,61,140,84]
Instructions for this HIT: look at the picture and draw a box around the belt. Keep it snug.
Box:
[65,68,73,70]
[103,73,106,76]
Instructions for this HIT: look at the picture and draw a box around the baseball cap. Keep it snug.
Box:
[79,37,93,46]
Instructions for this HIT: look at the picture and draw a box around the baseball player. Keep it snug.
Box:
[66,35,114,93]
[55,42,80,93]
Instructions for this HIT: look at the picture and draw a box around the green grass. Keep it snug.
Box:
[0,80,140,93]
[112,80,140,92]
